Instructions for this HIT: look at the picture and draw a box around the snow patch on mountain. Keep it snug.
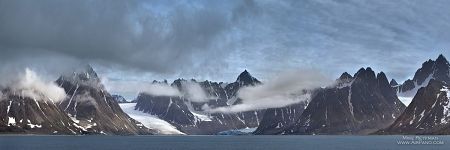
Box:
[397,74,434,106]
[8,117,16,126]
[440,86,450,124]
[119,103,185,135]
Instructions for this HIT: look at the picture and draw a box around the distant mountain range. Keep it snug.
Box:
[133,70,264,134]
[1,55,450,135]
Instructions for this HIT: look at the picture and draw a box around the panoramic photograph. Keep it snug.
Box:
[0,0,449,149]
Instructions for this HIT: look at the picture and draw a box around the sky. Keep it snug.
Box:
[0,0,449,99]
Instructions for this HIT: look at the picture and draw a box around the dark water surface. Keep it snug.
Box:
[0,135,449,150]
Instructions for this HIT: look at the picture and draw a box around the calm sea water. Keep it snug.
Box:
[0,135,449,150]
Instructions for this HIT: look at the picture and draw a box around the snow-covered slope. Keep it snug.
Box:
[119,103,184,135]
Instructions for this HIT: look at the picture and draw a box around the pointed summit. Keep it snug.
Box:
[79,64,99,81]
[58,64,100,84]
[56,65,152,135]
[389,79,398,86]
[376,72,387,80]
[376,72,389,85]
[339,72,352,80]
[436,54,448,64]
[396,54,450,102]
[236,70,261,86]
[354,67,376,80]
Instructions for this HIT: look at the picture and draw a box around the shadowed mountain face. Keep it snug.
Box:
[256,68,406,135]
[394,55,450,105]
[56,66,153,135]
[379,79,450,134]
[112,95,127,103]
[134,70,265,134]
[0,89,82,134]
[253,101,309,135]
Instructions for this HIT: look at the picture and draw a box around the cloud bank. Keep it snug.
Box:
[5,68,67,102]
[102,78,212,102]
[102,79,181,98]
[180,81,211,102]
[206,69,333,113]
[1,0,450,98]
[0,0,245,78]
[143,83,182,97]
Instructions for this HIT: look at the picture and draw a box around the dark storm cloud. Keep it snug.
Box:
[0,0,248,76]
[0,0,449,84]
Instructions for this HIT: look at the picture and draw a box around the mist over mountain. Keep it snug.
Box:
[1,52,450,136]
[1,0,450,137]
[133,70,266,134]
[56,66,153,135]
[256,68,405,135]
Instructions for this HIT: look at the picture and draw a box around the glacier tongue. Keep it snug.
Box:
[119,103,185,135]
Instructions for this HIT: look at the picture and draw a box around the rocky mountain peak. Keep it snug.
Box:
[376,72,390,87]
[436,54,449,65]
[339,72,353,80]
[397,55,450,95]
[354,67,376,81]
[379,79,450,134]
[112,95,127,103]
[390,79,398,86]
[59,64,101,85]
[236,70,261,86]
[413,55,449,84]
[376,72,387,80]
[152,80,169,84]
[78,65,99,81]
[171,78,187,88]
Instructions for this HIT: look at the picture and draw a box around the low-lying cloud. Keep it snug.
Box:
[205,69,333,113]
[102,79,181,98]
[143,83,182,97]
[73,91,98,106]
[102,78,213,102]
[5,68,67,102]
[180,81,212,103]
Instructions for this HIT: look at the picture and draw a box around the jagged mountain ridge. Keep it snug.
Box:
[134,70,265,134]
[288,68,405,135]
[2,55,450,135]
[255,68,406,135]
[394,55,450,105]
[112,95,128,103]
[56,66,154,135]
[379,79,450,134]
